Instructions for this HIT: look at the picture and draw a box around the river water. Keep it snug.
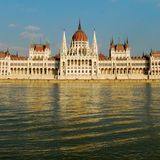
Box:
[0,81,160,160]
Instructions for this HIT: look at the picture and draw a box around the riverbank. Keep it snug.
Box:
[0,79,160,83]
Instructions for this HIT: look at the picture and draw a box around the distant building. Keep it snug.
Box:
[0,43,59,79]
[59,21,99,79]
[0,22,160,80]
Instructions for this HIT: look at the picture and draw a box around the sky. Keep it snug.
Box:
[0,0,160,56]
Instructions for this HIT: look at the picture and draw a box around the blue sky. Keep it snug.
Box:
[0,0,160,56]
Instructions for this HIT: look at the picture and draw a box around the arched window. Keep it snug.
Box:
[89,60,92,66]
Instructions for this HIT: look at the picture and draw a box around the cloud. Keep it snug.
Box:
[20,31,44,39]
[24,25,40,31]
[20,25,44,40]
[8,24,17,28]
[0,42,27,53]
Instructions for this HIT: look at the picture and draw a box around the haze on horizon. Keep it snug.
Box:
[0,0,160,56]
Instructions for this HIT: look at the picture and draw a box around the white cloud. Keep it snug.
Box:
[8,24,44,46]
[8,24,17,28]
[24,25,40,32]
[20,31,44,39]
[0,42,27,53]
[20,25,44,39]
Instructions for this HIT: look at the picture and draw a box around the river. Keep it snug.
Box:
[0,81,160,160]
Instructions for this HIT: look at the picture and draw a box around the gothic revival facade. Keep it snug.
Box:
[0,22,160,80]
[59,22,99,79]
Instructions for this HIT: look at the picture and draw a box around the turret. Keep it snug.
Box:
[92,29,98,55]
[60,30,67,55]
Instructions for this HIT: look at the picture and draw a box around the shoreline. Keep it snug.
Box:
[0,79,160,83]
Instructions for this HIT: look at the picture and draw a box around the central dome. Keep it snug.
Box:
[72,21,88,42]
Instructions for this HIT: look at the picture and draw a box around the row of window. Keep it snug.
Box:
[9,63,55,67]
[0,62,8,65]
[132,63,149,66]
[67,67,92,69]
[152,62,160,65]
[67,70,95,74]
[0,70,8,75]
[0,67,8,69]
[100,63,148,66]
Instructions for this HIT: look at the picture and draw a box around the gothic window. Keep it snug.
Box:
[67,60,70,66]
[44,68,47,74]
[89,60,92,66]
[78,60,80,66]
[79,48,81,54]
[71,60,73,65]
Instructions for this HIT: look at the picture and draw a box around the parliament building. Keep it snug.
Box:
[0,22,160,80]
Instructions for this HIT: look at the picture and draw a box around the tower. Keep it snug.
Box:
[60,30,67,55]
[60,30,68,78]
[92,29,98,55]
[59,21,99,79]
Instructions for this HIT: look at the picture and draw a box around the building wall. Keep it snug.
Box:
[98,58,149,79]
[1,51,160,80]
[0,58,59,79]
[0,35,160,80]
[149,54,160,79]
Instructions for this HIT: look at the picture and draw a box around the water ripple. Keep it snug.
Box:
[0,82,160,159]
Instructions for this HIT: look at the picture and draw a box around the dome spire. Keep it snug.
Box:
[78,19,81,30]
[72,20,88,42]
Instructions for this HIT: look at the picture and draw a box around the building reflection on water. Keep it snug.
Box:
[0,82,160,159]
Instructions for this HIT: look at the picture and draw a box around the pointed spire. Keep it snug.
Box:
[126,37,129,44]
[45,37,50,44]
[78,19,81,30]
[118,37,121,44]
[60,30,67,54]
[110,37,114,45]
[92,29,98,55]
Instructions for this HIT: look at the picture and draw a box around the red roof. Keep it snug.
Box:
[31,44,50,52]
[72,30,88,42]
[54,54,60,60]
[99,53,107,61]
[0,52,8,58]
[116,44,125,52]
[152,51,160,57]
[10,55,27,60]
[72,22,88,42]
[110,43,129,52]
